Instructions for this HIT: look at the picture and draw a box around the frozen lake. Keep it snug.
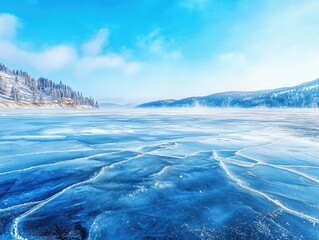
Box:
[0,108,318,239]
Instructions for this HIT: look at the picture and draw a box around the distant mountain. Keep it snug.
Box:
[138,99,176,108]
[138,78,319,108]
[99,103,124,108]
[0,63,98,109]
[99,103,136,108]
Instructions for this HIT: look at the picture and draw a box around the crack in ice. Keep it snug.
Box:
[0,150,128,176]
[10,154,142,240]
[218,160,319,225]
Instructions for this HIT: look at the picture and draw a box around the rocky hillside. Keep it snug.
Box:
[0,63,98,109]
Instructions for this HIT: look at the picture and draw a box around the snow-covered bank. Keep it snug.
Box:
[0,98,94,109]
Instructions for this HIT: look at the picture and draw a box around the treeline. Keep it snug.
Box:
[0,64,98,108]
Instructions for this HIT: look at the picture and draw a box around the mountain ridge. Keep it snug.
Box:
[138,78,319,108]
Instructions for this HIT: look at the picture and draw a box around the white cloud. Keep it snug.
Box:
[0,14,140,76]
[28,45,77,72]
[76,27,141,75]
[82,28,109,56]
[0,37,76,73]
[77,28,141,75]
[138,27,182,60]
[0,13,19,39]
[76,54,141,75]
[0,13,76,72]
[124,62,141,73]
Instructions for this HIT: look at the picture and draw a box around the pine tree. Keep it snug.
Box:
[0,77,7,94]
[32,91,38,103]
[39,93,44,103]
[10,86,21,101]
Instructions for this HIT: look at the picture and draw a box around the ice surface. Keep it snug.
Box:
[0,108,318,239]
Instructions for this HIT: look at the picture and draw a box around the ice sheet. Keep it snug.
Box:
[0,108,318,239]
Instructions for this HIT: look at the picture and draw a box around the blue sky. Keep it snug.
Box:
[1,0,319,103]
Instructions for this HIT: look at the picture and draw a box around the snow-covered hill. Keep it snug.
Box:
[0,63,98,109]
[138,78,319,108]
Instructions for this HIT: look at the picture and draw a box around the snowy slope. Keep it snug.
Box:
[138,78,319,108]
[0,63,98,108]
